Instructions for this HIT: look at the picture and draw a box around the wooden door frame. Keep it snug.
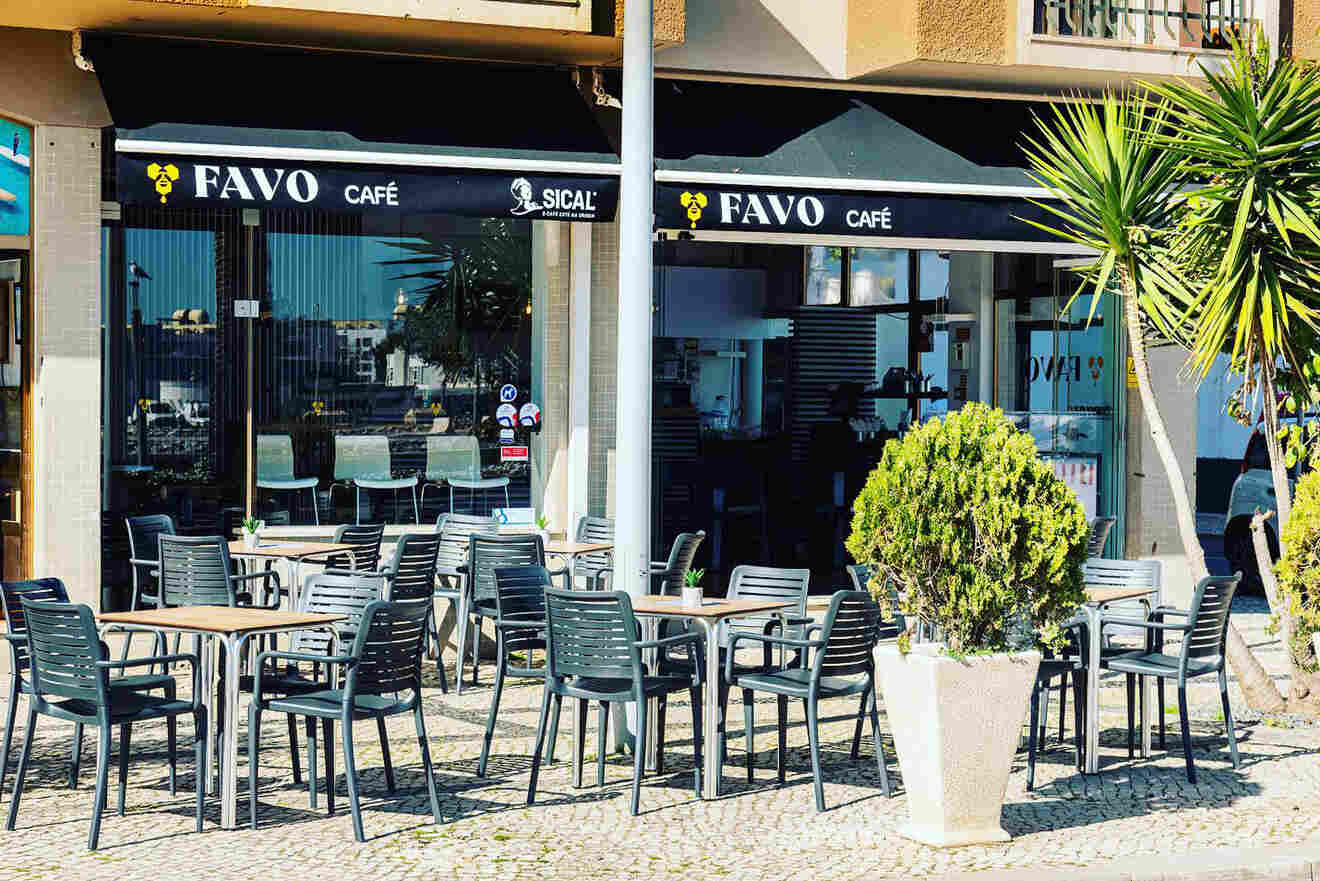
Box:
[0,249,34,578]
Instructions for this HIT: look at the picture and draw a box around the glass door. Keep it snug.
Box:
[0,255,29,580]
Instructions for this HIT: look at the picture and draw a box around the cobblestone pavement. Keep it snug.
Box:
[0,600,1315,881]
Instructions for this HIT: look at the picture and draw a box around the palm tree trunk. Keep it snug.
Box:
[1257,350,1293,530]
[1122,281,1285,711]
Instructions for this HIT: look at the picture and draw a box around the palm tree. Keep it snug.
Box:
[1144,37,1320,699]
[1020,92,1286,711]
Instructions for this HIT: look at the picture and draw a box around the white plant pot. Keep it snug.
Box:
[431,416,450,434]
[681,586,704,608]
[875,643,1040,848]
[243,531,259,550]
[536,529,550,547]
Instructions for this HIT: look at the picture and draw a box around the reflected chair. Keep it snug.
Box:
[240,572,385,803]
[476,565,561,777]
[5,598,205,851]
[122,514,175,663]
[420,434,509,516]
[1102,572,1243,783]
[256,434,320,525]
[328,435,419,525]
[432,513,499,694]
[571,516,614,591]
[725,590,892,812]
[249,598,442,842]
[527,589,704,816]
[1,578,177,804]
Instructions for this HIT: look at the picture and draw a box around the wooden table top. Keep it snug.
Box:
[1085,585,1159,605]
[227,540,357,560]
[99,606,346,635]
[544,540,613,556]
[631,595,793,619]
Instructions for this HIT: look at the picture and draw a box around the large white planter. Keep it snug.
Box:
[875,643,1040,848]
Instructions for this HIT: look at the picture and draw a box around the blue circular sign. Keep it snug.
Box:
[499,384,518,403]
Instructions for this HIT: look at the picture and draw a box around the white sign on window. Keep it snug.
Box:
[234,300,260,318]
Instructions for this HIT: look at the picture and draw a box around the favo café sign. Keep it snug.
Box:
[117,155,619,222]
[655,183,1054,242]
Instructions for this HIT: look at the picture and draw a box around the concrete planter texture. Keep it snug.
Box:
[876,643,1041,847]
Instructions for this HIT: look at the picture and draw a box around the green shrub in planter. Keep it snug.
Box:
[1277,469,1320,669]
[846,402,1088,654]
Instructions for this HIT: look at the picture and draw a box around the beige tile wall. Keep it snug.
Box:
[587,221,618,517]
[532,221,572,531]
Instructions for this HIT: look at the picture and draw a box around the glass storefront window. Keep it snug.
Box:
[850,248,908,305]
[804,246,842,304]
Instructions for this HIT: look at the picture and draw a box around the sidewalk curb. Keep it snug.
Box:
[922,841,1320,881]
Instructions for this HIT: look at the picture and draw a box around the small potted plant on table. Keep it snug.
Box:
[241,516,265,551]
[681,568,705,608]
[847,402,1086,847]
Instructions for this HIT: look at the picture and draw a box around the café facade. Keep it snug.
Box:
[1,31,1139,610]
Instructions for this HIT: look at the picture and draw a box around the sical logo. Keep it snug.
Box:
[146,162,180,204]
[510,177,542,216]
[680,191,708,228]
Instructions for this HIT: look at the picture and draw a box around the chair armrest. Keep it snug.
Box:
[1102,616,1192,632]
[495,618,546,632]
[322,568,390,579]
[98,653,196,671]
[129,557,161,570]
[232,569,281,585]
[1150,606,1191,617]
[256,649,352,668]
[2,631,22,644]
[727,631,824,681]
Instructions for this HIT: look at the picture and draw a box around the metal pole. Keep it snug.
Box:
[244,222,255,519]
[615,0,655,747]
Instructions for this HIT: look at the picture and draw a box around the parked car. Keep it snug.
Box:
[1224,429,1299,594]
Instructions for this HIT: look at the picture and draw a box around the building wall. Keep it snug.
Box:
[532,221,572,531]
[588,221,618,518]
[0,28,110,131]
[31,125,103,609]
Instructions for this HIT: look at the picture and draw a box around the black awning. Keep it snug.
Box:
[89,33,621,221]
[650,79,1061,242]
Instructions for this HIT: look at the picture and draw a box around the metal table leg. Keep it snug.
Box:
[219,631,247,829]
[1085,605,1102,774]
[695,617,721,799]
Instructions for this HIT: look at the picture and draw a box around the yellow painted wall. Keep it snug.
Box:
[614,0,687,46]
[845,0,1013,78]
[1292,0,1320,61]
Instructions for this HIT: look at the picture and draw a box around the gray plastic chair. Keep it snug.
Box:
[158,534,282,611]
[257,434,320,525]
[527,589,704,816]
[572,516,615,591]
[464,533,567,690]
[432,513,499,695]
[324,523,386,573]
[1101,572,1243,783]
[122,514,176,663]
[476,565,562,778]
[249,598,442,842]
[726,590,892,811]
[5,598,205,851]
[328,435,419,524]
[421,434,509,515]
[844,564,909,758]
[651,531,706,596]
[239,572,386,800]
[1,578,177,804]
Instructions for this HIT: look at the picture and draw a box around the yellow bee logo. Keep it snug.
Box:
[137,397,151,412]
[311,400,325,416]
[146,162,180,204]
[429,402,444,416]
[679,191,708,228]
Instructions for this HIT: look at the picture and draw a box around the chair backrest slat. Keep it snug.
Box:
[158,535,236,608]
[20,599,106,705]
[572,516,615,577]
[435,513,499,577]
[814,591,882,679]
[125,514,176,562]
[328,523,385,572]
[654,531,705,596]
[494,566,552,657]
[1081,558,1161,589]
[349,599,430,695]
[846,564,905,637]
[544,589,638,681]
[257,434,297,482]
[425,435,481,482]
[1086,516,1117,557]
[1,579,70,674]
[384,533,442,602]
[1182,574,1240,665]
[291,573,386,654]
[725,565,809,638]
[469,533,545,605]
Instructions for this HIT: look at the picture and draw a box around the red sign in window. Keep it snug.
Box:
[500,446,529,462]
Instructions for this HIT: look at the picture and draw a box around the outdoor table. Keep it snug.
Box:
[628,594,793,799]
[226,540,357,610]
[1080,583,1162,774]
[97,606,346,830]
[543,539,613,589]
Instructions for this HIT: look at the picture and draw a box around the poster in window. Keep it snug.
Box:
[0,118,30,237]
